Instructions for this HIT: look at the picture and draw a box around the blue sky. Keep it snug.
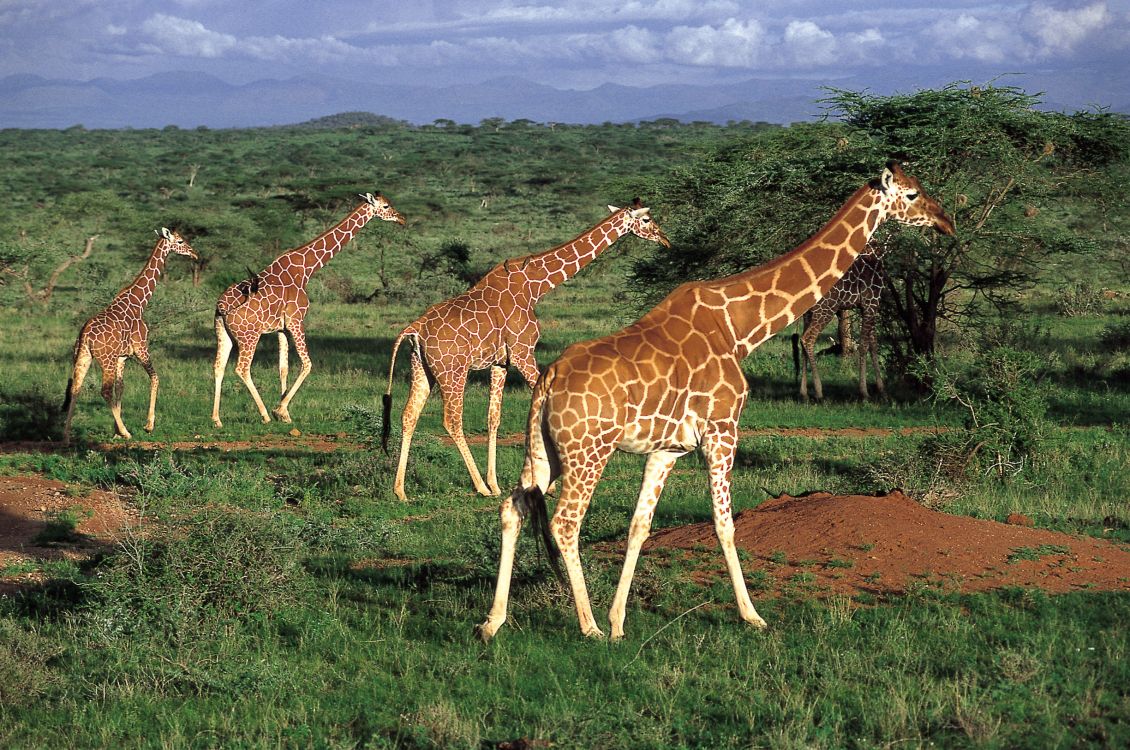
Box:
[2,0,1127,90]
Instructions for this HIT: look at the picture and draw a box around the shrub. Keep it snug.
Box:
[1054,281,1105,317]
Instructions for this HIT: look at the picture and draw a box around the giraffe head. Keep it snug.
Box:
[870,161,955,236]
[361,192,407,226]
[155,227,198,260]
[607,198,671,248]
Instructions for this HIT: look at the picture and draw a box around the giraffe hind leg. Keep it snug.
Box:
[485,365,506,496]
[63,342,93,445]
[137,347,159,433]
[273,322,310,423]
[393,350,431,501]
[212,316,233,428]
[103,356,131,439]
[438,370,493,497]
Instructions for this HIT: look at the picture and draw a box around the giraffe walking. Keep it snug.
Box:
[212,193,405,428]
[62,228,198,444]
[384,201,670,501]
[479,162,955,640]
[795,238,891,401]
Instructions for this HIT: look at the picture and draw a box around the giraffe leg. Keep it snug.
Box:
[136,346,159,433]
[485,365,506,496]
[393,350,431,501]
[106,356,132,440]
[439,370,493,497]
[233,334,271,423]
[212,317,233,428]
[278,331,290,397]
[609,450,680,640]
[862,309,886,399]
[801,307,834,402]
[551,445,616,639]
[63,342,93,445]
[701,427,766,629]
[477,491,525,641]
[274,322,311,423]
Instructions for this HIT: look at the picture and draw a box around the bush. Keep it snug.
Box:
[1099,319,1130,350]
[920,346,1051,480]
[88,507,311,642]
[1054,281,1105,317]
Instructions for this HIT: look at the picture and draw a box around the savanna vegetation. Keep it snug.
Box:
[0,85,1128,748]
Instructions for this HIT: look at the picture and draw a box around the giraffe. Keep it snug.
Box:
[62,228,198,444]
[478,162,955,641]
[383,201,670,502]
[211,193,405,428]
[795,237,891,401]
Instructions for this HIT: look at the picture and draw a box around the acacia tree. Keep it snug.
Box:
[630,83,1129,368]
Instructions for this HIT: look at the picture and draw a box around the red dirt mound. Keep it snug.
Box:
[643,491,1130,597]
[0,475,138,594]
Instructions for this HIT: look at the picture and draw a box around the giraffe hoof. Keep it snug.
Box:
[474,622,498,643]
[272,409,291,423]
[144,425,154,433]
[582,627,606,640]
[212,419,223,429]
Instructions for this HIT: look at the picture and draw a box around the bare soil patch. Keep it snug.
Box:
[0,475,138,594]
[641,491,1130,598]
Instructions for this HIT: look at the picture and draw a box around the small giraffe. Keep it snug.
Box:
[212,193,405,428]
[383,201,670,501]
[796,237,891,401]
[62,228,198,444]
[478,162,955,641]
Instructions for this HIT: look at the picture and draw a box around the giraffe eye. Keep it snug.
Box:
[906,192,919,202]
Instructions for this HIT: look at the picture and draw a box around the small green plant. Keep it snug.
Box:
[1007,545,1070,563]
[1054,281,1105,317]
[32,506,92,545]
[825,557,854,569]
[768,550,788,564]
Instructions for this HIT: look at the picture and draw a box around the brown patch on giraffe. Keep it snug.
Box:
[633,491,1130,598]
[0,475,140,594]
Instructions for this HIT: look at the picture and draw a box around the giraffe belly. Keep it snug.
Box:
[618,414,700,454]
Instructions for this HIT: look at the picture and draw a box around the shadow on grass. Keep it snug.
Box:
[0,386,65,442]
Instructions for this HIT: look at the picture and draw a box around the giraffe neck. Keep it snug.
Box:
[517,211,628,302]
[280,203,377,287]
[112,240,169,312]
[712,184,885,358]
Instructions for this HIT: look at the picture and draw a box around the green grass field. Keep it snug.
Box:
[1,120,1128,748]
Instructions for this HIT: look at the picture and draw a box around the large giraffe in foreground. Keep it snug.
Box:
[795,237,891,401]
[479,162,955,641]
[212,193,405,427]
[63,228,198,444]
[383,201,670,501]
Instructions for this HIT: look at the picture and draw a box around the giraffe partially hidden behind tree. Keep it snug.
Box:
[383,201,671,502]
[211,193,405,428]
[62,228,198,444]
[478,162,955,641]
[794,236,892,401]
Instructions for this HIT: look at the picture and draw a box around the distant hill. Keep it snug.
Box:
[283,111,409,130]
[0,66,1126,130]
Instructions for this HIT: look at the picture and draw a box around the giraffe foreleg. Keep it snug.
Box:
[485,365,507,496]
[63,342,94,445]
[212,316,233,428]
[274,322,311,423]
[392,350,431,501]
[136,347,159,433]
[702,427,766,629]
[609,450,680,640]
[801,307,834,402]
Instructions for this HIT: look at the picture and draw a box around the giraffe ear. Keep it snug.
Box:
[160,227,173,239]
[876,166,896,194]
[607,204,620,213]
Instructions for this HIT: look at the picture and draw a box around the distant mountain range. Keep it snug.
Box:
[1,66,1126,130]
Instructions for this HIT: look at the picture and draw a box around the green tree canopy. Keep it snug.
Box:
[630,83,1130,364]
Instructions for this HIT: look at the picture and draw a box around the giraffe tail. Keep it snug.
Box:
[382,329,413,454]
[62,332,88,412]
[511,367,563,583]
[511,484,564,584]
[62,379,73,413]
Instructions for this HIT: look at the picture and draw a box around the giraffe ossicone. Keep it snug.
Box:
[62,229,198,444]
[383,201,671,502]
[477,161,955,641]
[211,192,405,428]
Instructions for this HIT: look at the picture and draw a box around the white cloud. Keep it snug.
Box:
[141,14,237,58]
[1024,1,1111,56]
[667,18,766,67]
[783,20,837,67]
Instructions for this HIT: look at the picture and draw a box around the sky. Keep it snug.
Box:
[1,0,1127,92]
